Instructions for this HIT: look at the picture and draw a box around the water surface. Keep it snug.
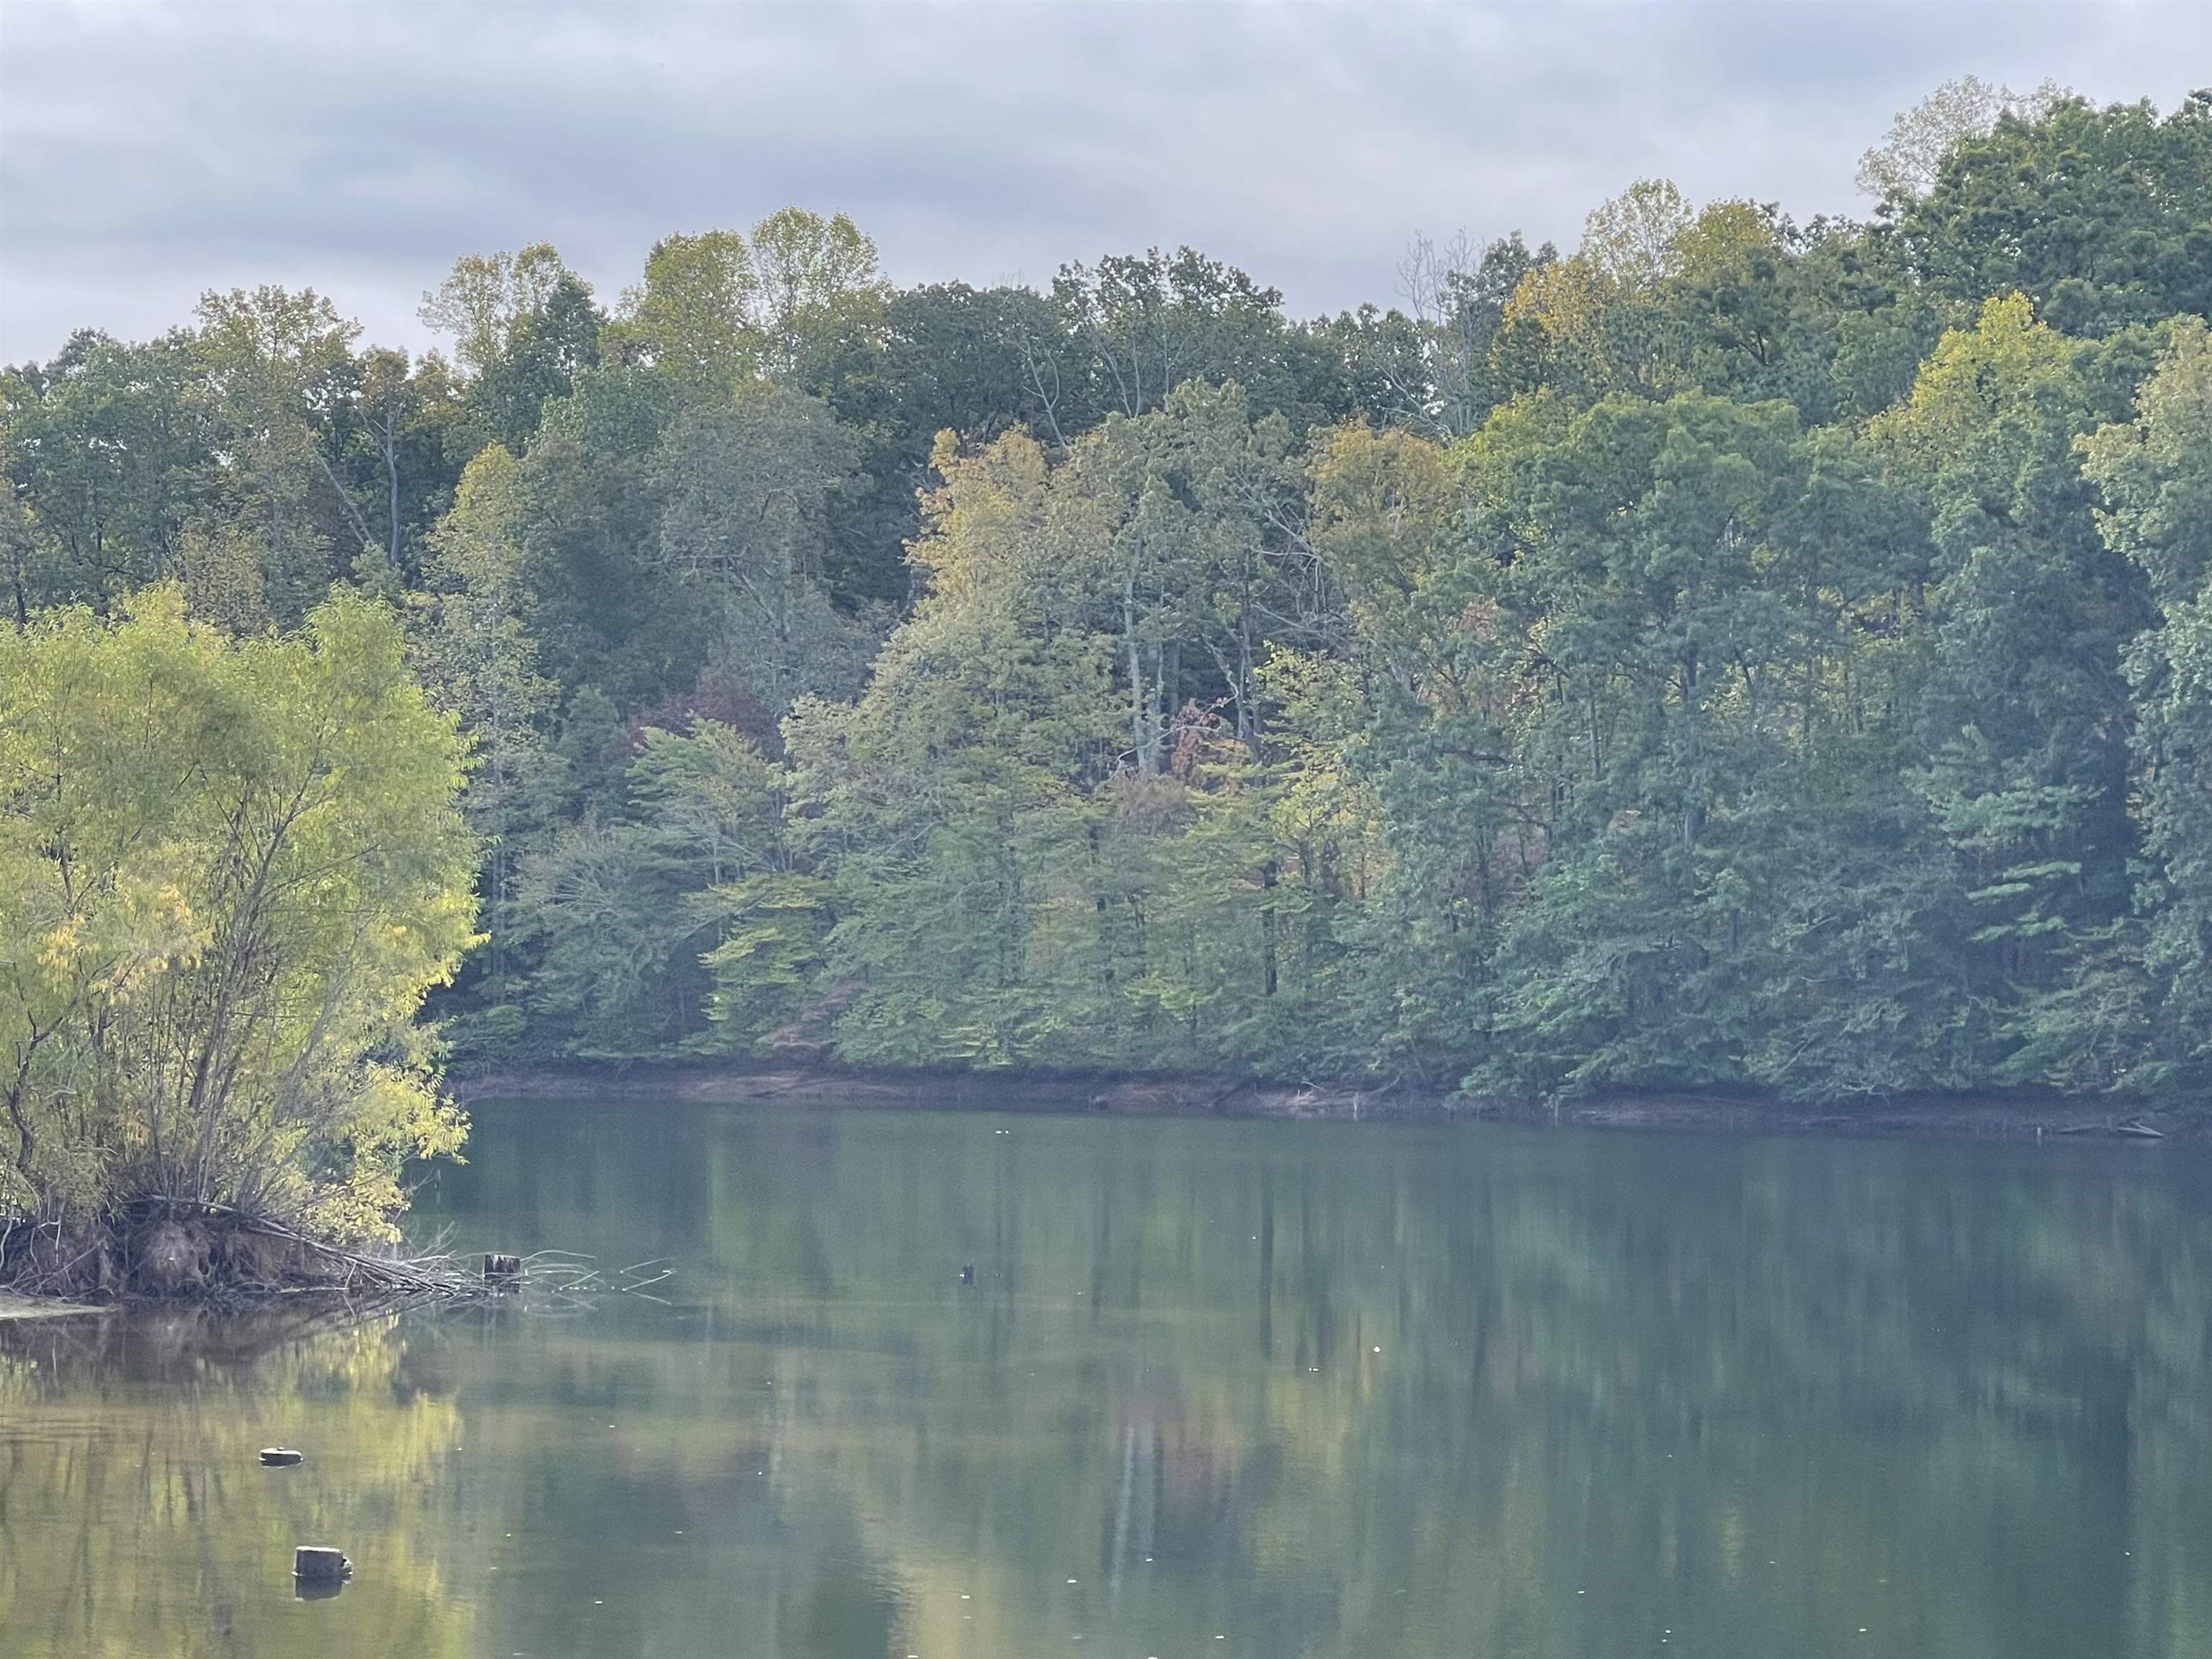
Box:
[4,1099,2208,1658]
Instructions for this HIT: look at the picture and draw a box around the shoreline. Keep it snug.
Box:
[450,1061,2206,1143]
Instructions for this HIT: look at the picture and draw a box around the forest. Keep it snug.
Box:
[7,83,2211,1108]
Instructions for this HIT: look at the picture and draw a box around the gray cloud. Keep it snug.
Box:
[4,1,2207,362]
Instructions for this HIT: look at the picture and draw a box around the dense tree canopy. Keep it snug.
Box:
[6,84,2209,1104]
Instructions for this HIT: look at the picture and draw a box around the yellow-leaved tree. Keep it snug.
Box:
[1,586,480,1251]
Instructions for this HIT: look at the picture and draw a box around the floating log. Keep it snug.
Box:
[2050,1120,2168,1140]
[483,1252,523,1285]
[259,1447,303,1467]
[294,1546,351,1583]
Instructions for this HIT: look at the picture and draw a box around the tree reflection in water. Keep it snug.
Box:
[4,1102,2208,1659]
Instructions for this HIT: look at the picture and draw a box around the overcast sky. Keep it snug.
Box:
[3,1,2208,364]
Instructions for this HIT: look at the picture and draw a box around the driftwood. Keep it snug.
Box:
[2047,1118,2168,1140]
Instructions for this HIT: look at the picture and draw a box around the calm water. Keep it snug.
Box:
[4,1100,2209,1659]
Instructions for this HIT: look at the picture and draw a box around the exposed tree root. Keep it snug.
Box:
[0,1197,498,1308]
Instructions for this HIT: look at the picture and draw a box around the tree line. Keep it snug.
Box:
[8,84,2211,1105]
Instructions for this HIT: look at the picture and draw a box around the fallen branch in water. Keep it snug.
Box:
[469,1250,682,1314]
[216,1208,492,1301]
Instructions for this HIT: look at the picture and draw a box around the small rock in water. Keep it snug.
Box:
[259,1447,303,1467]
[293,1545,351,1583]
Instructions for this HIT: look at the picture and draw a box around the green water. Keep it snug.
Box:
[4,1099,2209,1658]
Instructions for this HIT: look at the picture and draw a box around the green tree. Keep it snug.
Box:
[749,207,891,383]
[421,244,602,453]
[1303,420,1516,1075]
[1,331,204,620]
[1856,76,2067,206]
[653,385,874,716]
[503,362,685,711]
[507,814,696,1058]
[1030,248,1349,441]
[408,446,562,1036]
[0,588,478,1243]
[327,346,470,583]
[1874,295,2153,1082]
[1900,90,2212,334]
[2083,317,2212,1089]
[186,286,369,625]
[609,230,763,401]
[806,279,1064,608]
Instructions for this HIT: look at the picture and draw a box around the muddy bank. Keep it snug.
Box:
[452,1061,2207,1142]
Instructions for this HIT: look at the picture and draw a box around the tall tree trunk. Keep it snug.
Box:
[383,410,402,572]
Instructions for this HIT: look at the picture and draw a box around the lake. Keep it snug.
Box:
[3,1097,2208,1658]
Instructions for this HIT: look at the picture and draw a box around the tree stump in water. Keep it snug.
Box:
[294,1546,350,1583]
[259,1447,303,1467]
[482,1252,521,1286]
